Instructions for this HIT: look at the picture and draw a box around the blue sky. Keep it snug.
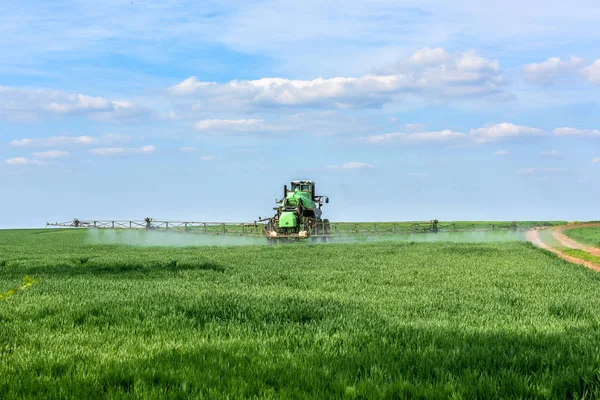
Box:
[1,0,599,228]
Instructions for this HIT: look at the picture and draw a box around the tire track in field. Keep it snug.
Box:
[526,228,600,272]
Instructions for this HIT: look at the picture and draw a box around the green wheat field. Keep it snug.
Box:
[1,228,600,399]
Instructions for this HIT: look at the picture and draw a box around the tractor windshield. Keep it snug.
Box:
[292,183,312,192]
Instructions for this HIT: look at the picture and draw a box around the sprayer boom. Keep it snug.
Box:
[45,181,525,242]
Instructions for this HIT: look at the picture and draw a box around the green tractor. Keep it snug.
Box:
[266,180,330,241]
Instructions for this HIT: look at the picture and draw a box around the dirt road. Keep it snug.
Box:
[526,226,600,272]
[552,223,600,257]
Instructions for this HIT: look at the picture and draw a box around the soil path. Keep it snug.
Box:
[526,227,600,272]
[553,230,600,257]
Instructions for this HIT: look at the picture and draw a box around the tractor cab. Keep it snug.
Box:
[291,180,328,206]
[279,180,329,212]
[290,180,315,197]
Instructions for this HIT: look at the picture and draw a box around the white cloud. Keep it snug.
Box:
[5,157,44,166]
[327,162,375,169]
[582,60,600,84]
[169,48,509,110]
[89,145,155,156]
[523,57,586,85]
[408,48,451,66]
[9,139,32,146]
[190,112,364,137]
[592,158,600,164]
[194,119,264,133]
[5,157,29,165]
[470,123,543,143]
[168,77,213,96]
[0,86,147,122]
[9,134,127,147]
[33,150,69,159]
[137,145,155,154]
[541,150,560,156]
[4,150,67,166]
[495,150,508,155]
[45,94,111,113]
[358,122,546,145]
[359,130,467,144]
[523,57,600,85]
[553,127,600,136]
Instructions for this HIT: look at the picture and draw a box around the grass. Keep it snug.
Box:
[1,228,600,398]
[562,249,600,266]
[565,227,600,248]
